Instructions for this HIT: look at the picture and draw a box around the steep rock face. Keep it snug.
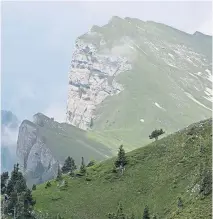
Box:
[66,34,132,129]
[16,113,113,185]
[17,119,58,185]
[66,17,212,147]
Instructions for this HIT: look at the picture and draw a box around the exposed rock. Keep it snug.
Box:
[66,37,132,129]
[16,113,113,185]
[16,120,58,186]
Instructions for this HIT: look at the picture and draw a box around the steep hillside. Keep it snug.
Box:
[66,16,212,150]
[33,118,212,219]
[16,113,112,186]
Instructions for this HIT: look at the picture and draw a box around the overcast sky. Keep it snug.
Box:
[1,1,212,122]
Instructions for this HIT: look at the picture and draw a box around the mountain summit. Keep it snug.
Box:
[66,17,212,148]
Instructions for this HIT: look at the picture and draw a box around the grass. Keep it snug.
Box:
[33,118,212,219]
[77,17,213,151]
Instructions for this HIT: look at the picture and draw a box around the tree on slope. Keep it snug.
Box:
[61,156,72,173]
[2,163,35,218]
[115,145,127,168]
[80,157,86,175]
[1,171,9,194]
[143,206,150,219]
[149,129,165,141]
[56,163,62,181]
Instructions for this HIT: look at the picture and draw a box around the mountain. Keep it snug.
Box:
[16,113,113,186]
[33,118,212,219]
[1,110,19,172]
[66,16,212,150]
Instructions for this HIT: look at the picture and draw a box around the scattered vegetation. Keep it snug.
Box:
[32,184,37,191]
[32,119,212,219]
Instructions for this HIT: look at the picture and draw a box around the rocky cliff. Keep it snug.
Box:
[16,113,112,186]
[66,36,132,130]
[66,16,212,148]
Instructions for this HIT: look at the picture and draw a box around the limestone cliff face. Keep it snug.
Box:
[66,17,212,148]
[16,115,58,186]
[66,27,132,129]
[16,113,113,185]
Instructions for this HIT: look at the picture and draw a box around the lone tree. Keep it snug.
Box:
[115,145,127,168]
[80,157,86,175]
[149,129,165,141]
[143,206,150,219]
[62,156,77,174]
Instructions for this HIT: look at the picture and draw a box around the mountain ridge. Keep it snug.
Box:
[16,112,113,186]
[66,16,212,150]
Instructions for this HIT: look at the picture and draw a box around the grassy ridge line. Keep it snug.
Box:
[33,118,212,219]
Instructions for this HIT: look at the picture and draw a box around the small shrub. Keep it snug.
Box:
[200,169,212,196]
[32,184,36,191]
[177,197,183,209]
[45,181,51,189]
[87,160,96,167]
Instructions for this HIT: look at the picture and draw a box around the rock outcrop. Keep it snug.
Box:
[66,30,132,129]
[16,113,112,186]
[16,118,58,186]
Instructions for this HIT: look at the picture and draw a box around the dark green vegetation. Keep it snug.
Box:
[1,164,36,218]
[149,129,165,141]
[33,118,212,219]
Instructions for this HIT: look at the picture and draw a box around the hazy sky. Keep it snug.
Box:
[1,1,212,122]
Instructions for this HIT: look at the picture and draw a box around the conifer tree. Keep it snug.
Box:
[32,184,36,191]
[1,171,9,194]
[143,206,150,219]
[80,157,86,175]
[115,145,127,168]
[61,156,71,173]
[2,164,36,218]
[116,202,126,219]
[56,163,62,181]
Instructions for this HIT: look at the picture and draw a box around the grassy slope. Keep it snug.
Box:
[83,18,212,151]
[33,118,212,219]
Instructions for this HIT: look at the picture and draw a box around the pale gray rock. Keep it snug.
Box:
[16,120,58,186]
[66,37,132,129]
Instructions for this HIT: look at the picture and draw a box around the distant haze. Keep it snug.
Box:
[2,1,212,122]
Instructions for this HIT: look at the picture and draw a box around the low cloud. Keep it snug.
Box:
[43,102,66,123]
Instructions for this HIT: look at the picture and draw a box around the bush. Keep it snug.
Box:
[45,181,51,189]
[149,129,165,141]
[87,160,96,167]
